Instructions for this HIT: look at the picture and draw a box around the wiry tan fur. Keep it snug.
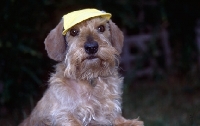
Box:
[19,17,143,126]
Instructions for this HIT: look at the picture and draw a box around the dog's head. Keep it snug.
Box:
[44,9,123,80]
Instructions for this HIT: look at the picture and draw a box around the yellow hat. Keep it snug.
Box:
[62,8,112,35]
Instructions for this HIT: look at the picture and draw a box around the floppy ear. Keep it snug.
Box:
[44,20,66,61]
[109,20,124,54]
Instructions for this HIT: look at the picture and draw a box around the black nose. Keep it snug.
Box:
[84,41,98,54]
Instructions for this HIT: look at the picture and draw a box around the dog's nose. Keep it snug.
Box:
[84,41,98,54]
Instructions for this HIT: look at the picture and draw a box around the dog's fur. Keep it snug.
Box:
[19,17,143,126]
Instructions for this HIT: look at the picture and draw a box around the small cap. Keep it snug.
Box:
[62,8,112,35]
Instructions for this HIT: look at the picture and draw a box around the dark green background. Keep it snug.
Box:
[0,0,200,125]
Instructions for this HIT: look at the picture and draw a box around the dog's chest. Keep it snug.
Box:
[73,78,120,124]
[76,78,117,108]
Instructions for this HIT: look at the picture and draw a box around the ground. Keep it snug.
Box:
[122,73,200,126]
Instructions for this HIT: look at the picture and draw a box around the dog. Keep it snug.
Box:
[19,9,144,126]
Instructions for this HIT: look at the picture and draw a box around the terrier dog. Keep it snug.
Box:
[19,9,143,126]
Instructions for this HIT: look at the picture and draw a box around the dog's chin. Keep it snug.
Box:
[77,55,114,80]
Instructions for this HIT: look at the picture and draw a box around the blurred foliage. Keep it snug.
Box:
[0,1,52,123]
[0,0,200,125]
[165,0,200,72]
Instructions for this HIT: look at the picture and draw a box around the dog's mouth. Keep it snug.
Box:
[81,55,100,63]
[86,55,98,60]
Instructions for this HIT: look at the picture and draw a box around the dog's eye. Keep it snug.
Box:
[97,25,105,33]
[70,29,79,36]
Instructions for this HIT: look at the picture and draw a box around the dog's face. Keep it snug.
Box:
[45,17,123,80]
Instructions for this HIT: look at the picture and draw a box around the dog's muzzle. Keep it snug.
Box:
[84,41,98,55]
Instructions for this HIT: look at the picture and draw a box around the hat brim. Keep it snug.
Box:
[62,9,112,35]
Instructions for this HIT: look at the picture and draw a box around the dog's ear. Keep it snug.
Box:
[109,20,124,54]
[44,20,66,61]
